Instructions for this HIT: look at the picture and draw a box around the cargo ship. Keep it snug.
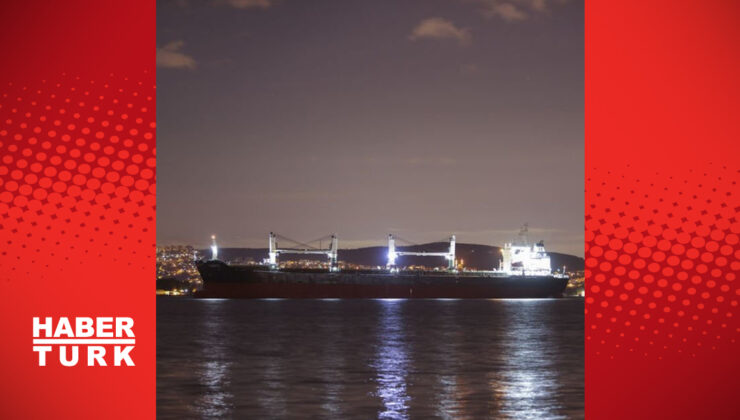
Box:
[195,228,569,299]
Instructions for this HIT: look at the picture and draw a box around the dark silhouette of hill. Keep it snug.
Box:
[207,242,584,271]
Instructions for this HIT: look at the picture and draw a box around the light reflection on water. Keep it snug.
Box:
[157,298,583,419]
[319,303,345,417]
[195,299,233,418]
[431,300,462,419]
[495,301,564,419]
[373,300,411,419]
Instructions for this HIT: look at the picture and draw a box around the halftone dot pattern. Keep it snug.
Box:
[0,2,157,418]
[0,72,155,282]
[586,164,739,358]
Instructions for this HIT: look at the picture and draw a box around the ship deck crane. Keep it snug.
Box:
[387,234,456,272]
[268,232,339,271]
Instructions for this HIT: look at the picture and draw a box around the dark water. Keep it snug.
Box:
[157,297,584,419]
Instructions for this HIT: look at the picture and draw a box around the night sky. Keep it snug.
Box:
[157,0,584,256]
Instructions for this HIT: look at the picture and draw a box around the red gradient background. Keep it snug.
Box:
[586,1,740,419]
[1,1,739,419]
[0,1,155,419]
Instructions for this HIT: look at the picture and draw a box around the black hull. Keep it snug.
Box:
[195,260,569,299]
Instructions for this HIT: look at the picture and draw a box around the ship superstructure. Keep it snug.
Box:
[497,225,554,276]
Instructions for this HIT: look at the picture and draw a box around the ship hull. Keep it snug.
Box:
[195,261,569,299]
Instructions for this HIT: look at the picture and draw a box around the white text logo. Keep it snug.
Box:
[32,317,136,367]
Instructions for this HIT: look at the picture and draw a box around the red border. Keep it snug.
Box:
[0,1,155,418]
[586,1,740,418]
[2,1,739,418]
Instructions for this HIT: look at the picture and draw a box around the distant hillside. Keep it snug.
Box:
[206,242,584,272]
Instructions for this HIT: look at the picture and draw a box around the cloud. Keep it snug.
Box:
[485,2,528,21]
[409,18,472,45]
[157,41,197,70]
[472,0,557,22]
[221,0,274,9]
[530,0,548,12]
[175,0,281,9]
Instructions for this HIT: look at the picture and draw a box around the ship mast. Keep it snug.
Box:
[387,234,397,270]
[518,223,529,246]
[210,235,219,261]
